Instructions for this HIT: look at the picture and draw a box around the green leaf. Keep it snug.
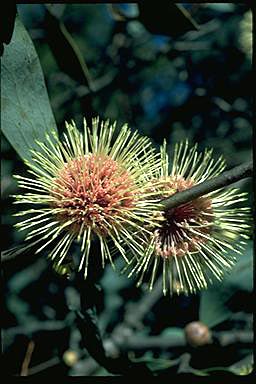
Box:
[199,282,233,328]
[199,354,253,376]
[1,15,58,162]
[131,353,209,375]
[131,351,182,373]
[199,241,253,328]
[228,354,253,376]
[224,241,253,292]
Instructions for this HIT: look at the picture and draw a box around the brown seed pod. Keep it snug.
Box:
[184,321,212,347]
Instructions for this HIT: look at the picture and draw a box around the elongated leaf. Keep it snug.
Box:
[1,16,57,162]
[199,283,233,329]
[199,241,253,328]
[224,241,253,292]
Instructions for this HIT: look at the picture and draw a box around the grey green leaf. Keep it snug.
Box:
[199,241,253,328]
[1,16,58,162]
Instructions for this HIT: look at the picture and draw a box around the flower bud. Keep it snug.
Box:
[63,350,79,367]
[184,321,212,347]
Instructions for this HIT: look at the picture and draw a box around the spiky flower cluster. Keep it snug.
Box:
[125,141,250,294]
[13,118,162,277]
[11,118,250,295]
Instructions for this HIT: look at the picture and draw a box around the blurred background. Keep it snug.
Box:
[1,3,253,376]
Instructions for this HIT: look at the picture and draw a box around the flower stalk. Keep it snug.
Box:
[161,160,252,210]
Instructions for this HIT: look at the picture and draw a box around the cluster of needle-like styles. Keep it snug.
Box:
[13,118,162,278]
[11,119,250,294]
[126,141,250,295]
[153,175,213,259]
[52,154,135,236]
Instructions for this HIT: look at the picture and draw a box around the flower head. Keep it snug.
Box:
[125,140,250,295]
[12,118,161,277]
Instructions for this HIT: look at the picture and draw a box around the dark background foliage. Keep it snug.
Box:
[1,3,253,376]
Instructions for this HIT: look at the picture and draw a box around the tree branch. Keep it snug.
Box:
[74,243,153,376]
[217,330,253,347]
[102,277,163,358]
[27,356,60,376]
[161,160,253,210]
[44,5,93,90]
[123,277,163,329]
[116,330,253,352]
[3,313,75,343]
[65,329,253,375]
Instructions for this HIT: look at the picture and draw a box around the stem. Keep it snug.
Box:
[20,340,35,376]
[114,330,253,352]
[44,6,93,90]
[4,314,75,339]
[74,242,153,376]
[161,160,253,210]
[124,277,163,329]
[217,330,253,347]
[27,356,60,376]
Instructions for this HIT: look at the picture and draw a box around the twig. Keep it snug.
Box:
[1,240,42,263]
[76,69,118,97]
[183,19,220,40]
[103,277,164,359]
[69,356,100,376]
[20,340,35,376]
[4,312,75,339]
[124,277,163,329]
[161,160,253,210]
[19,329,253,375]
[217,330,253,347]
[27,356,60,376]
[117,333,186,351]
[74,238,154,376]
[113,330,253,353]
[173,41,210,51]
[177,353,191,373]
[44,6,94,90]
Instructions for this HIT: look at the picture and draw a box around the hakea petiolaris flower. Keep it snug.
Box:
[125,140,250,295]
[12,118,163,277]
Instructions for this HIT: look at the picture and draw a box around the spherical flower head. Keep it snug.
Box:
[51,154,135,237]
[154,175,213,259]
[126,140,250,295]
[12,118,162,278]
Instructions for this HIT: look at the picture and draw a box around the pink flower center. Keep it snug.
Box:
[51,154,135,235]
[154,175,213,258]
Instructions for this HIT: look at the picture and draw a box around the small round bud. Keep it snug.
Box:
[103,339,119,358]
[184,321,212,347]
[63,350,79,367]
